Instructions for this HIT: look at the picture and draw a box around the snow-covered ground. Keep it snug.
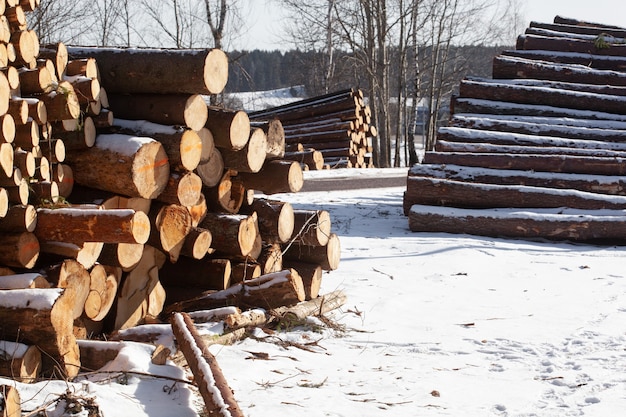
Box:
[6,167,626,417]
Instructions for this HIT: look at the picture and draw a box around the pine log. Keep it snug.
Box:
[422,151,626,176]
[43,259,91,321]
[13,119,38,149]
[54,163,74,198]
[0,385,21,416]
[35,207,150,245]
[253,118,285,159]
[408,204,626,242]
[147,203,192,263]
[240,198,295,244]
[39,81,80,121]
[230,262,262,284]
[18,65,53,95]
[180,227,212,260]
[466,76,626,98]
[65,57,99,78]
[10,29,38,67]
[257,243,283,274]
[283,261,322,300]
[100,193,151,214]
[8,97,29,124]
[170,313,245,417]
[0,204,36,232]
[155,171,203,207]
[435,140,626,158]
[160,257,231,291]
[277,289,347,322]
[6,180,27,206]
[66,46,229,95]
[195,146,224,187]
[501,49,626,72]
[528,20,626,38]
[198,212,258,257]
[283,233,340,271]
[65,133,170,199]
[113,119,203,172]
[236,160,303,194]
[0,273,49,289]
[83,264,118,322]
[0,232,39,268]
[291,209,331,246]
[519,33,626,56]
[203,169,245,214]
[206,107,250,151]
[165,269,306,314]
[0,340,41,382]
[38,241,104,269]
[107,93,208,131]
[553,15,626,30]
[0,287,80,377]
[52,116,96,150]
[97,243,144,271]
[220,127,267,173]
[13,150,35,178]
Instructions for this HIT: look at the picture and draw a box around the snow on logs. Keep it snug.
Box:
[407,16,626,242]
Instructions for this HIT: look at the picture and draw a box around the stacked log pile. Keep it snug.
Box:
[0,2,342,387]
[405,16,626,242]
[249,88,377,169]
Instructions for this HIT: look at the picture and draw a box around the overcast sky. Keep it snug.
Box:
[231,0,625,51]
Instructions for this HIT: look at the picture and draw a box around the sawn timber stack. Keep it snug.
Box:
[405,15,626,243]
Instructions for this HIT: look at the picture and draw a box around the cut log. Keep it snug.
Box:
[0,232,39,269]
[198,212,258,257]
[54,163,74,198]
[257,243,283,273]
[236,160,303,194]
[519,33,626,56]
[107,93,208,131]
[409,204,626,242]
[253,118,285,159]
[180,227,212,260]
[0,287,80,378]
[39,81,80,121]
[283,148,324,170]
[76,339,127,372]
[113,119,203,172]
[203,169,245,214]
[64,133,170,199]
[52,116,96,150]
[0,385,21,416]
[165,269,306,314]
[186,193,208,227]
[277,289,347,322]
[0,204,36,232]
[83,264,118,322]
[66,46,229,95]
[501,49,626,72]
[97,243,144,271]
[147,203,192,263]
[43,259,91,320]
[0,114,15,144]
[283,261,322,300]
[35,207,151,245]
[240,198,294,244]
[197,127,215,163]
[0,340,41,382]
[155,171,203,207]
[160,257,231,291]
[0,273,50,289]
[39,241,104,269]
[283,233,340,271]
[291,209,331,246]
[39,42,68,81]
[435,140,626,158]
[206,107,250,151]
[230,262,261,284]
[195,146,224,187]
[170,313,245,417]
[220,127,267,173]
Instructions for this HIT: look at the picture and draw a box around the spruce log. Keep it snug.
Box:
[240,198,295,244]
[160,257,231,290]
[64,133,170,199]
[0,340,41,382]
[0,287,80,378]
[206,107,250,151]
[501,49,626,72]
[180,227,212,260]
[519,33,626,56]
[220,127,267,173]
[39,42,68,80]
[43,259,91,320]
[282,261,322,300]
[66,46,229,95]
[236,160,303,194]
[230,262,261,284]
[203,169,245,214]
[283,233,340,271]
[195,146,224,187]
[291,209,331,246]
[186,193,208,227]
[155,171,203,207]
[97,243,144,271]
[170,313,245,417]
[39,81,80,121]
[147,203,192,263]
[257,243,283,273]
[113,119,203,172]
[282,148,324,170]
[198,212,258,257]
[39,241,104,269]
[52,116,96,150]
[253,118,285,159]
[0,232,38,269]
[0,204,36,232]
[83,264,118,322]
[197,127,215,163]
[108,93,208,131]
[35,207,151,245]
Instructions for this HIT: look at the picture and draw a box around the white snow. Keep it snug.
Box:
[95,133,156,155]
[2,167,626,416]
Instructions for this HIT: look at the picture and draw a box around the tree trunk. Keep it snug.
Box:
[198,212,258,258]
[160,257,231,291]
[236,160,303,194]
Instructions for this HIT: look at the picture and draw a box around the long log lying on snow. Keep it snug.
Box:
[409,204,626,242]
[423,151,626,176]
[66,46,229,95]
[403,176,626,211]
[170,313,245,417]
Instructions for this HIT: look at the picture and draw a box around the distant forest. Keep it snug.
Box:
[225,45,510,95]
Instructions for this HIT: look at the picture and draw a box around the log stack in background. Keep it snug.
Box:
[249,88,377,169]
[405,16,626,243]
[0,2,341,383]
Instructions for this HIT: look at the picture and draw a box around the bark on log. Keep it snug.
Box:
[186,193,208,227]
[435,140,626,158]
[195,147,224,188]
[113,119,203,172]
[501,49,626,72]
[66,46,229,95]
[257,243,283,274]
[155,171,203,207]
[198,212,258,258]
[39,42,68,81]
[291,209,331,246]
[240,198,295,244]
[253,119,285,159]
[203,169,245,214]
[160,257,231,291]
[39,81,80,121]
[409,204,626,242]
[230,262,261,284]
[83,264,118,322]
[165,269,306,314]
[39,241,104,270]
[0,273,49,289]
[0,232,39,269]
[236,160,303,194]
[35,207,151,245]
[220,127,267,173]
[277,289,347,321]
[65,133,170,199]
[0,340,41,382]
[283,149,324,170]
[180,227,212,260]
[206,107,250,151]
[283,261,322,300]
[283,233,340,271]
[0,204,36,232]
[43,259,91,320]
[0,287,80,378]
[519,33,626,56]
[170,313,245,417]
[97,243,143,271]
[51,116,96,150]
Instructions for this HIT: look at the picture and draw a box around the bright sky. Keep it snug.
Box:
[232,0,626,51]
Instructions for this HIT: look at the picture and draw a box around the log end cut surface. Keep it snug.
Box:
[131,140,171,199]
[204,49,229,95]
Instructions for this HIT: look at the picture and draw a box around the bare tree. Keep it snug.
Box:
[28,0,91,44]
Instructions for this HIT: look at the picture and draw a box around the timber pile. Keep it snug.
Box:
[249,88,377,169]
[0,1,343,395]
[405,16,626,242]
